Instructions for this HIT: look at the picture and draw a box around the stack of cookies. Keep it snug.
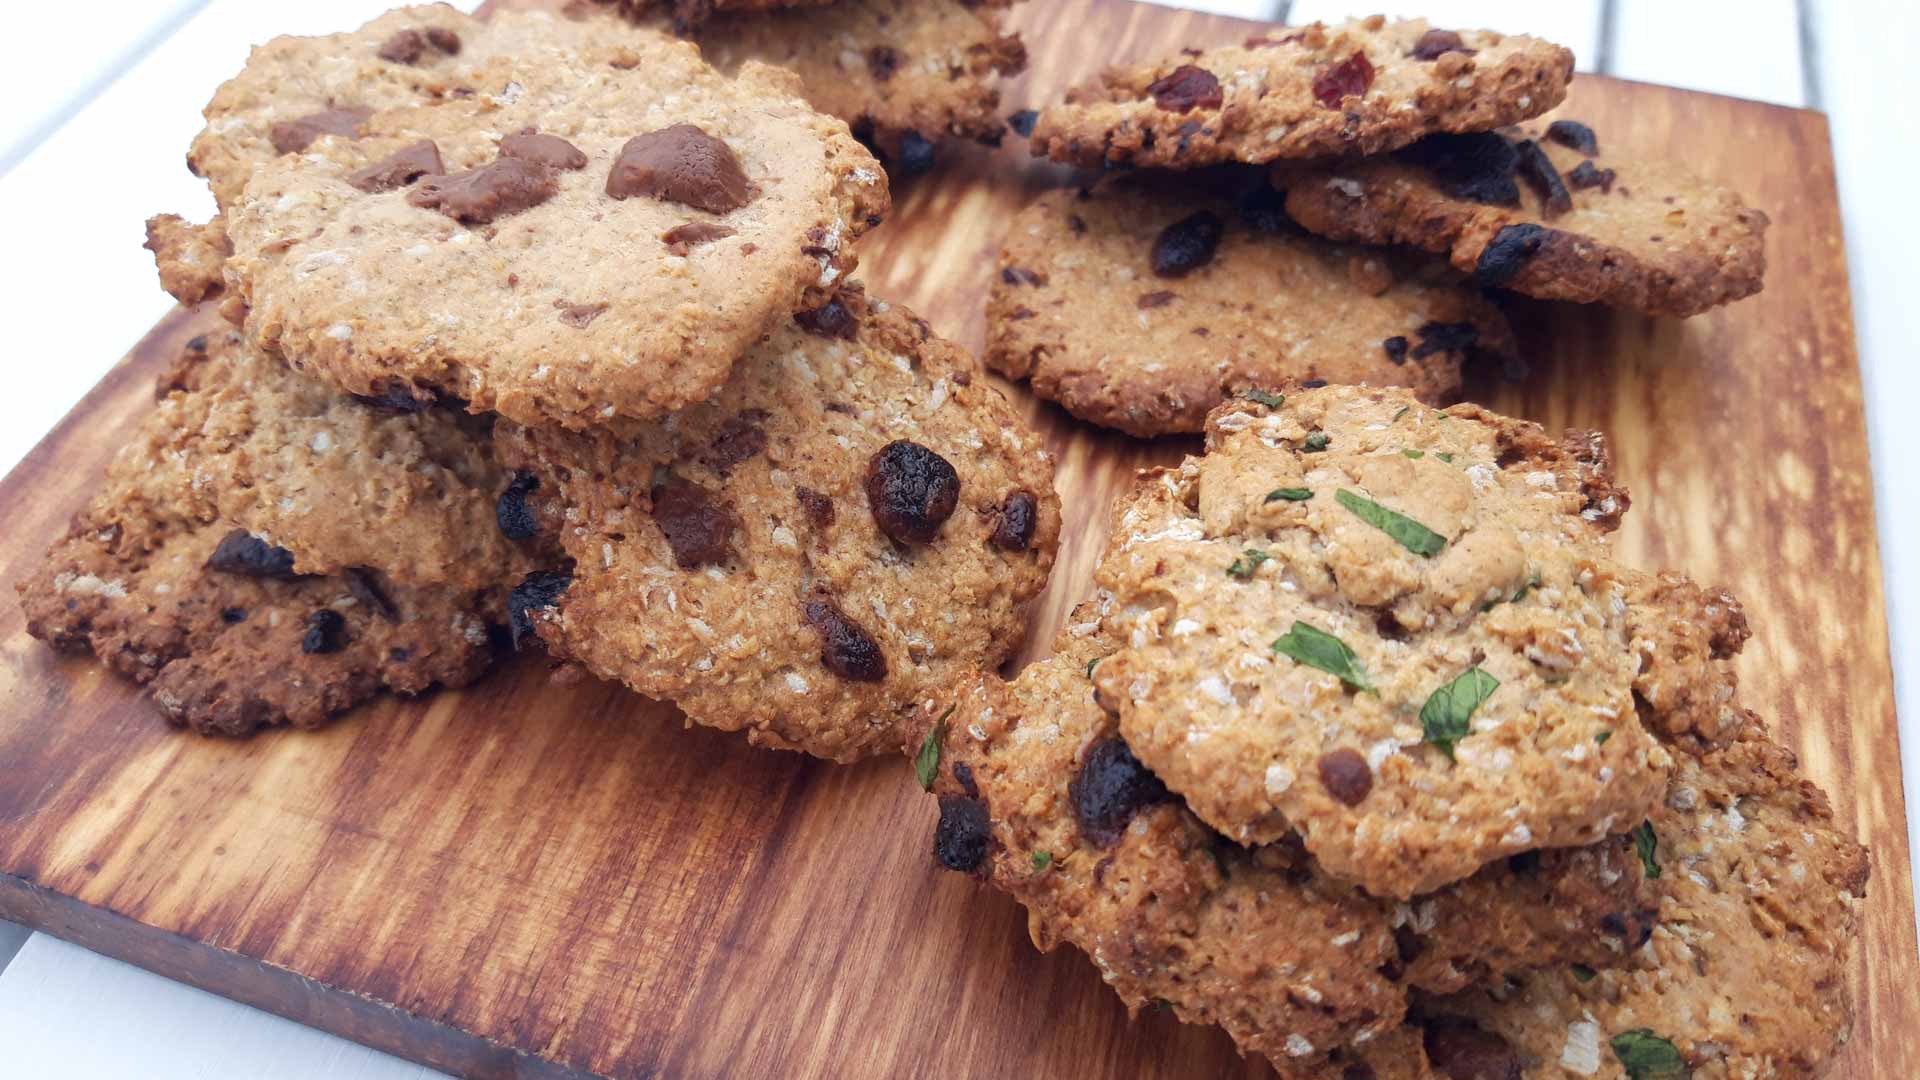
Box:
[989,17,1769,436]
[25,3,1060,762]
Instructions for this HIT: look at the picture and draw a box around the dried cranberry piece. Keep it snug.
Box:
[700,411,768,475]
[499,129,588,171]
[343,567,398,622]
[1567,160,1616,194]
[206,531,303,579]
[803,595,888,681]
[1312,51,1375,108]
[933,794,992,872]
[1382,335,1410,365]
[1514,139,1573,218]
[1413,321,1480,359]
[990,490,1039,551]
[301,609,349,655]
[865,440,960,544]
[508,568,571,650]
[1546,119,1599,156]
[1409,29,1474,61]
[1422,1019,1523,1080]
[496,471,542,541]
[1318,748,1373,805]
[347,140,443,193]
[1474,223,1549,286]
[650,476,738,568]
[1146,64,1223,113]
[1398,132,1521,205]
[408,158,557,224]
[1150,211,1223,278]
[1071,738,1171,846]
[1007,109,1039,137]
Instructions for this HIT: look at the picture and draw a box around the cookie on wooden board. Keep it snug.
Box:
[216,9,888,430]
[144,213,231,307]
[1028,16,1571,169]
[1092,386,1670,898]
[1281,113,1769,316]
[497,286,1059,762]
[17,333,515,735]
[986,172,1511,437]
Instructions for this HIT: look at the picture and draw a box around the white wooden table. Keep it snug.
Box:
[2,1,1914,1075]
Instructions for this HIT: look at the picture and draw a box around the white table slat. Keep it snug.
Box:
[1610,0,1807,107]
[0,919,28,974]
[1286,0,1604,71]
[1138,0,1284,19]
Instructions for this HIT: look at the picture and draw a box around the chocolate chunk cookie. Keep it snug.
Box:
[219,10,888,430]
[1092,386,1666,898]
[496,286,1059,761]
[987,172,1511,437]
[1028,17,1571,169]
[16,334,513,735]
[1281,113,1769,316]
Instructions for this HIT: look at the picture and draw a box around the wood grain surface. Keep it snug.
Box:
[0,1,1913,1077]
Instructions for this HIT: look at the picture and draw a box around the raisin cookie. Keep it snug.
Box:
[1416,713,1869,1078]
[1028,17,1571,169]
[498,286,1059,762]
[17,336,512,735]
[220,12,888,430]
[987,172,1510,437]
[1281,114,1769,316]
[1091,386,1667,898]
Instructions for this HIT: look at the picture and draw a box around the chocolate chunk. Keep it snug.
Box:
[1300,378,1328,389]
[1001,266,1045,287]
[554,300,609,328]
[1410,29,1475,60]
[1514,139,1573,218]
[496,472,542,541]
[206,531,302,579]
[269,107,372,155]
[352,382,435,413]
[933,794,992,873]
[508,568,572,649]
[408,157,557,224]
[990,490,1039,551]
[649,476,738,569]
[298,610,347,655]
[424,27,461,54]
[1146,64,1223,113]
[347,140,443,193]
[803,595,888,681]
[1150,211,1223,278]
[1475,223,1549,286]
[794,294,860,339]
[1135,290,1176,310]
[606,124,754,214]
[1546,119,1599,156]
[377,27,461,64]
[1382,335,1410,365]
[1400,132,1521,205]
[343,567,399,623]
[1071,738,1171,846]
[1413,321,1480,359]
[1567,159,1616,194]
[1312,51,1375,108]
[796,487,835,530]
[662,221,737,256]
[500,129,589,171]
[1237,183,1297,234]
[1422,1019,1522,1080]
[1318,748,1373,805]
[866,45,902,81]
[893,131,937,177]
[1007,109,1039,137]
[865,440,960,544]
[700,411,768,475]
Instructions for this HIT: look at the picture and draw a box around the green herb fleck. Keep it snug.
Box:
[914,707,952,792]
[1418,668,1499,759]
[1632,821,1661,879]
[1031,851,1053,874]
[1240,389,1285,408]
[1511,572,1542,604]
[1085,657,1100,679]
[1595,730,1613,745]
[1151,998,1175,1013]
[1571,964,1597,983]
[1335,489,1447,557]
[1609,1029,1688,1079]
[1265,487,1313,503]
[1272,621,1373,692]
[1403,448,1425,460]
[1392,405,1410,423]
[1301,432,1331,453]
[1226,548,1272,579]
[1436,452,1454,463]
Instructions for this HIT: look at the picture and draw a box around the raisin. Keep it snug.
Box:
[1146,64,1223,112]
[1410,29,1474,60]
[893,131,937,177]
[1318,748,1373,805]
[1475,223,1549,286]
[1422,1019,1522,1080]
[1150,211,1223,278]
[352,382,435,413]
[508,569,571,650]
[933,794,992,873]
[865,440,960,544]
[1398,132,1520,206]
[496,472,542,541]
[1071,738,1171,846]
[990,490,1039,551]
[796,487,835,530]
[1007,109,1039,137]
[343,567,398,623]
[794,292,861,339]
[1513,139,1572,218]
[1136,290,1176,309]
[206,531,302,579]
[866,45,901,81]
[220,607,248,624]
[803,595,888,682]
[1382,335,1410,364]
[700,411,768,475]
[650,477,738,568]
[301,610,349,655]
[1413,321,1480,359]
[1567,160,1616,194]
[1237,183,1297,234]
[1001,266,1045,287]
[1545,119,1599,156]
[1312,51,1375,108]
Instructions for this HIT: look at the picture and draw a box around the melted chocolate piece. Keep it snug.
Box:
[500,129,588,171]
[347,140,443,193]
[408,157,557,224]
[662,221,737,256]
[554,300,609,328]
[377,27,461,64]
[269,107,372,155]
[649,477,738,569]
[700,412,768,475]
[1318,748,1374,805]
[606,124,753,214]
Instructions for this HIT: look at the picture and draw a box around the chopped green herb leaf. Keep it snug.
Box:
[1272,621,1373,692]
[1265,487,1313,503]
[1403,448,1425,459]
[1571,964,1597,983]
[1031,851,1053,874]
[1226,548,1271,579]
[1392,405,1411,422]
[1609,1029,1688,1079]
[1595,730,1613,745]
[1240,389,1285,408]
[1301,432,1331,453]
[1436,452,1454,463]
[1511,572,1543,604]
[1632,820,1661,879]
[914,707,952,792]
[1335,489,1447,557]
[1085,657,1100,679]
[1418,668,1499,759]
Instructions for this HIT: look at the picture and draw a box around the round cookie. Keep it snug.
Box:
[987,172,1510,437]
[1281,113,1769,316]
[220,13,889,430]
[1092,386,1668,898]
[1028,17,1571,169]
[498,286,1059,762]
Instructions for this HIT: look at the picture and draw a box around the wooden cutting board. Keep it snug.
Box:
[0,1,1913,1076]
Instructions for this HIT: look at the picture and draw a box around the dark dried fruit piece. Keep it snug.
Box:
[865,440,960,544]
[1422,1019,1522,1080]
[500,129,588,171]
[1318,748,1373,805]
[1475,223,1549,286]
[866,45,901,81]
[662,221,736,256]
[206,531,302,579]
[650,476,738,568]
[1146,64,1223,113]
[347,139,443,193]
[352,382,435,413]
[1546,119,1599,156]
[796,487,835,530]
[1312,51,1375,108]
[343,567,398,622]
[221,607,248,624]
[892,131,937,177]
[1150,211,1224,278]
[934,794,992,872]
[803,595,888,682]
[1007,109,1039,137]
[794,293,860,339]
[1399,132,1521,206]
[1001,266,1044,287]
[496,471,542,541]
[700,411,768,475]
[1413,321,1480,359]
[1382,335,1410,365]
[990,491,1039,551]
[269,107,372,155]
[1514,139,1573,218]
[1410,29,1475,60]
[1600,904,1660,949]
[1567,160,1616,194]
[1237,183,1297,234]
[377,27,460,64]
[606,124,754,214]
[1071,738,1171,846]
[508,568,572,649]
[408,157,557,224]
[1136,290,1176,310]
[301,609,349,655]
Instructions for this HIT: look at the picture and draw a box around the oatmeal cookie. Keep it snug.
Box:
[144,213,231,307]
[986,172,1510,436]
[1028,17,1570,169]
[1282,113,1769,316]
[497,286,1058,761]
